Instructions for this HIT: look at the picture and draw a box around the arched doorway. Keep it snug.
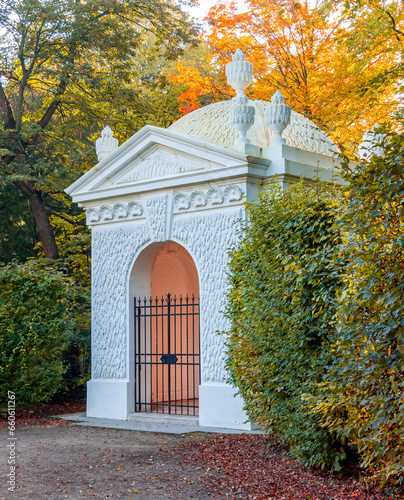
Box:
[134,242,200,415]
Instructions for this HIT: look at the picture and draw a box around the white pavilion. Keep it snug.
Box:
[66,50,339,430]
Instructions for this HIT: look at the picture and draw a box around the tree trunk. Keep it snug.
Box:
[14,181,59,259]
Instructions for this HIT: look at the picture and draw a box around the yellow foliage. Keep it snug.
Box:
[171,0,402,152]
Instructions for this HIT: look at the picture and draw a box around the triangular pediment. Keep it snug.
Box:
[66,125,261,204]
[103,148,204,188]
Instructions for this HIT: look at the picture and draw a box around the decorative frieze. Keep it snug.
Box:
[113,203,128,219]
[207,188,224,205]
[174,193,191,210]
[127,201,143,216]
[224,184,243,202]
[86,207,101,223]
[190,191,207,207]
[174,184,243,213]
[86,200,144,225]
[85,185,243,225]
[99,205,114,221]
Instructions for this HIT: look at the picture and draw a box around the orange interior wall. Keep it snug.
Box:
[151,243,199,299]
[150,243,199,409]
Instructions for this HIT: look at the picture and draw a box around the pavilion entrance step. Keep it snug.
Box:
[127,413,198,427]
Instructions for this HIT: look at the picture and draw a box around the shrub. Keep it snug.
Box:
[0,259,86,412]
[225,180,346,469]
[308,129,404,484]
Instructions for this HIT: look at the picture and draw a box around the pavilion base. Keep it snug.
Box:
[87,379,255,430]
[87,379,133,420]
[199,382,256,430]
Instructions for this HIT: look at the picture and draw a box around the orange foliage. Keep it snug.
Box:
[168,41,231,116]
[169,62,221,115]
[171,0,402,150]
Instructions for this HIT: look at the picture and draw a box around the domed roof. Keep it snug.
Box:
[169,100,338,157]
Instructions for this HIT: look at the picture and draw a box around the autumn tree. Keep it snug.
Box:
[169,41,231,115]
[171,0,402,150]
[335,0,404,95]
[0,0,196,259]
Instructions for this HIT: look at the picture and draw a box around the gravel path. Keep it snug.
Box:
[0,421,397,500]
[0,424,217,499]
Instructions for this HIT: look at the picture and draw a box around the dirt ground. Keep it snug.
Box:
[0,419,399,500]
[0,424,220,500]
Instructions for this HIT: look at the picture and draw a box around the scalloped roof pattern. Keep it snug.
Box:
[169,100,338,157]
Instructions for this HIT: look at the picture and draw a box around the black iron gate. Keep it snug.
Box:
[134,294,200,415]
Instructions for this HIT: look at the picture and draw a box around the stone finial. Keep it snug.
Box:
[358,124,385,159]
[95,126,119,162]
[226,49,253,99]
[229,104,255,145]
[226,49,256,146]
[265,91,291,145]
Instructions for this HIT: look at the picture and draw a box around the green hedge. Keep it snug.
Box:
[308,130,404,485]
[225,129,404,485]
[225,181,346,469]
[0,260,86,411]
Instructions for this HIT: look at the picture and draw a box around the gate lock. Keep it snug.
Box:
[160,354,178,365]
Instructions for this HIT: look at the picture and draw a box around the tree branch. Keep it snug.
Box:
[36,42,76,130]
[37,78,68,130]
[0,81,16,130]
[383,9,404,42]
[48,209,76,225]
[13,179,35,197]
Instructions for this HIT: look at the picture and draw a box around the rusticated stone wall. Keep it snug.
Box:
[172,209,243,382]
[91,223,150,378]
[89,183,244,382]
